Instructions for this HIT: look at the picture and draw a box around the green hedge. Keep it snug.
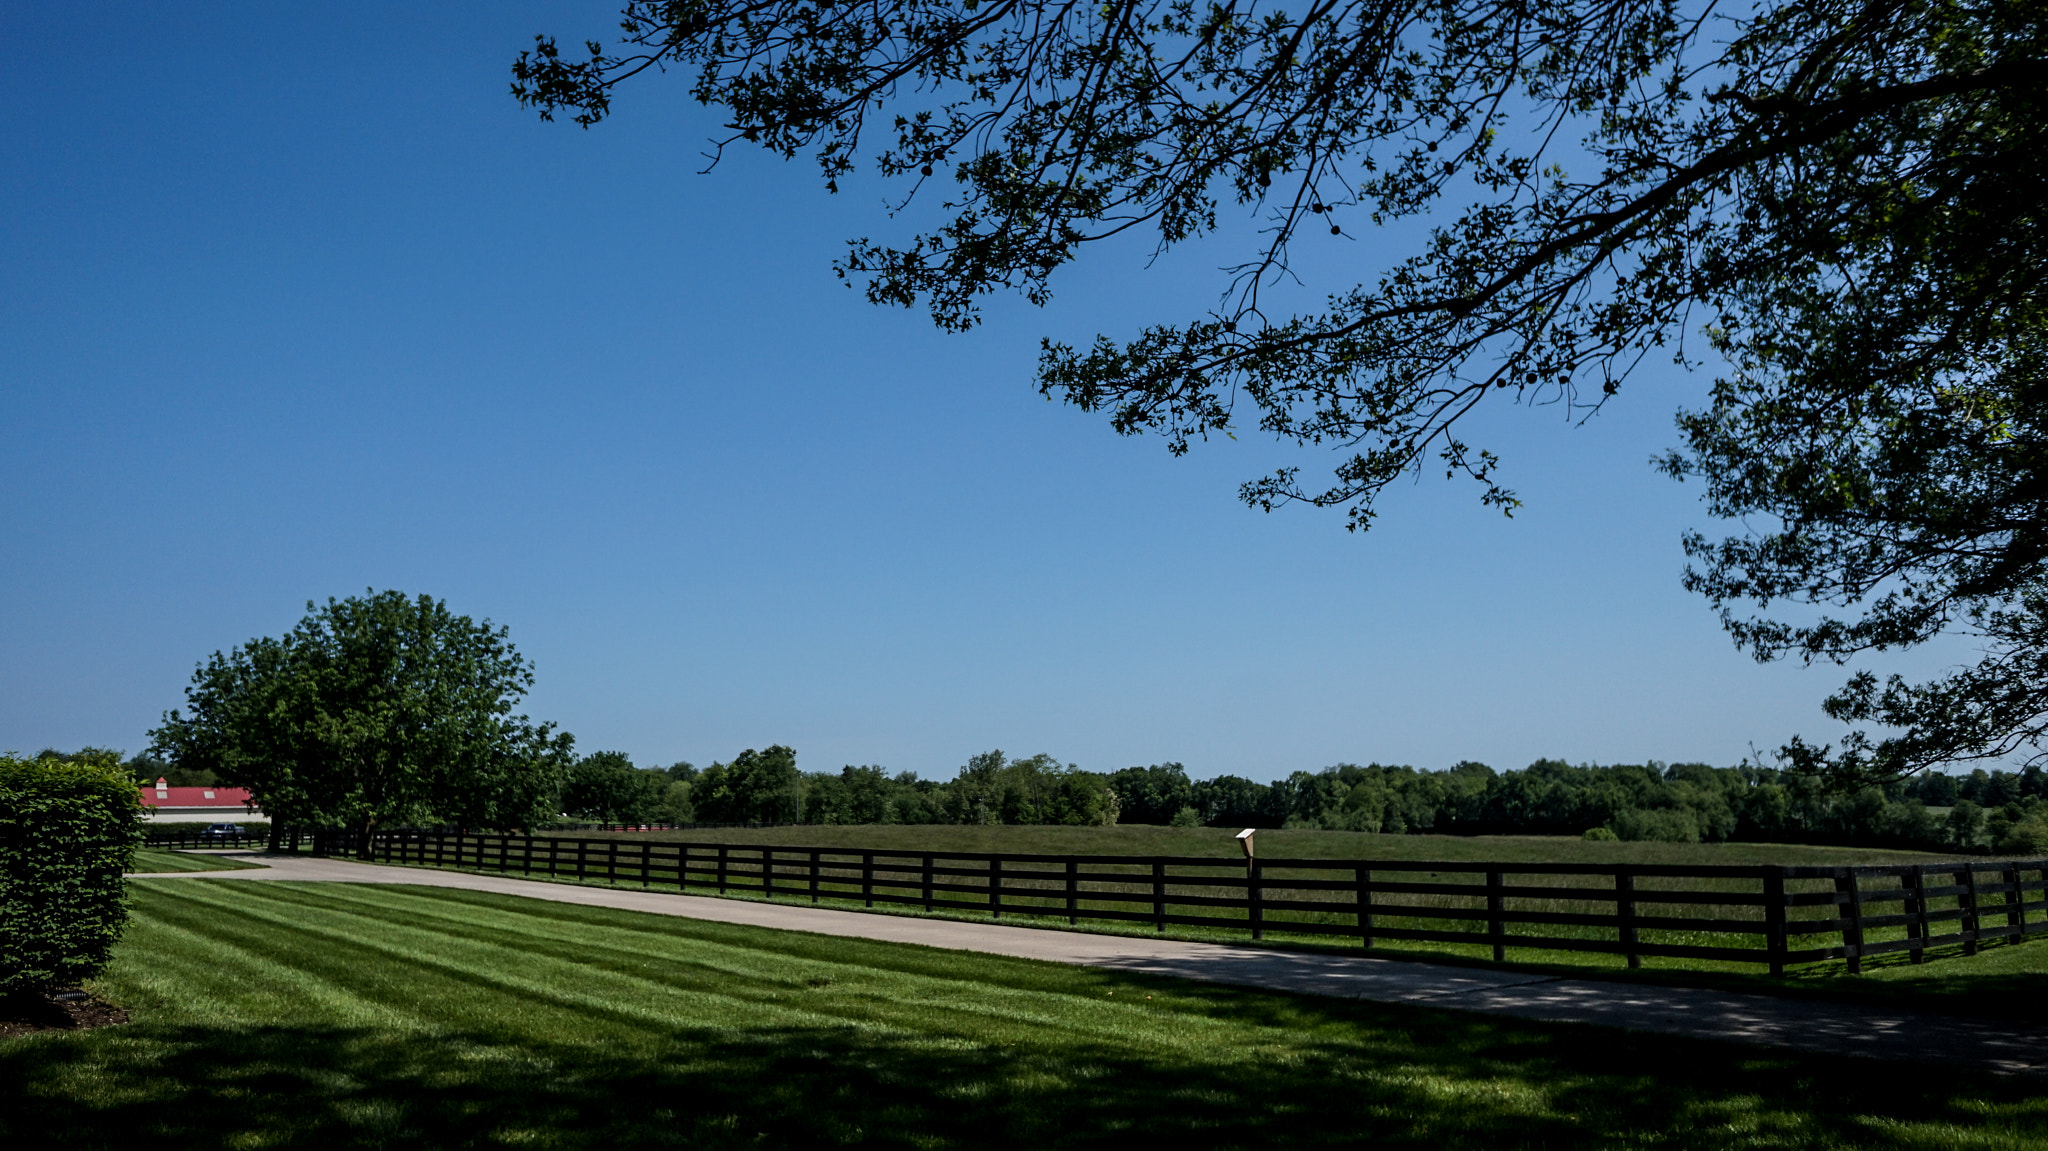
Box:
[0,754,144,995]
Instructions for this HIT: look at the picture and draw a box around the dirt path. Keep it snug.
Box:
[137,850,2048,1074]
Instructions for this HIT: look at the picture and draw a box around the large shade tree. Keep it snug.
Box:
[151,591,576,852]
[515,0,2045,782]
[561,750,671,822]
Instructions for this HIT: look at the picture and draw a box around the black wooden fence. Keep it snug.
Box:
[341,830,2048,974]
[144,828,267,849]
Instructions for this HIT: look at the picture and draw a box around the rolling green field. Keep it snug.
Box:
[5,879,2046,1149]
[126,849,265,874]
[553,823,1946,866]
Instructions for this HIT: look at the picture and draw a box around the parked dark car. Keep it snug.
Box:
[197,823,246,841]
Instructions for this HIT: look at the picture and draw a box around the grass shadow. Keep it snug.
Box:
[7,997,2048,1149]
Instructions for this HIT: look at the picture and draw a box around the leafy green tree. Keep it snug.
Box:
[1943,800,1986,850]
[1107,763,1195,825]
[1192,774,1282,829]
[692,746,802,822]
[517,1,2046,784]
[150,591,575,853]
[942,751,1119,825]
[561,751,669,822]
[657,780,697,823]
[800,765,897,825]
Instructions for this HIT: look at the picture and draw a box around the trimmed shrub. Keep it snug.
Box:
[1581,826,1619,842]
[0,753,144,995]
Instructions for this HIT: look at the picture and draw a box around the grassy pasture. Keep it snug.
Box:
[126,849,265,874]
[5,879,2045,1149]
[550,822,1943,865]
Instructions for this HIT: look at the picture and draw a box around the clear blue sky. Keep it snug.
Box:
[0,2,1954,781]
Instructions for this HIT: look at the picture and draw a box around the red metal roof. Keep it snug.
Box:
[141,778,256,808]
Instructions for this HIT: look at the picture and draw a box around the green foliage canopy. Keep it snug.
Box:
[517,0,2047,783]
[561,751,671,823]
[693,746,804,823]
[149,591,575,847]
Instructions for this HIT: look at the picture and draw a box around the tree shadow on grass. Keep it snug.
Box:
[4,994,2045,1151]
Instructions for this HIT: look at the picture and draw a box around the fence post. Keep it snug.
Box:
[862,851,874,908]
[2010,861,2027,937]
[1248,860,1264,941]
[640,840,651,888]
[1067,859,1081,925]
[1906,868,1927,964]
[1154,861,1167,934]
[1961,865,1981,956]
[717,845,729,894]
[576,839,588,882]
[1765,870,1787,977]
[1487,870,1505,962]
[990,857,1003,919]
[522,834,534,876]
[763,849,775,899]
[454,831,465,870]
[810,850,821,904]
[1616,869,1639,969]
[606,839,618,885]
[923,855,935,912]
[1356,866,1374,949]
[1835,870,1863,974]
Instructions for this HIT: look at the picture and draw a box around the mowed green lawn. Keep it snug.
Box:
[127,848,266,874]
[4,881,2046,1149]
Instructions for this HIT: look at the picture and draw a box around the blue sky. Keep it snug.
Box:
[0,2,1958,780]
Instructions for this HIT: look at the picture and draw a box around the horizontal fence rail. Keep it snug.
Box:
[287,829,2048,975]
[143,828,267,849]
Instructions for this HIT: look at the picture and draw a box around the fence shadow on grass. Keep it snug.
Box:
[3,998,2041,1150]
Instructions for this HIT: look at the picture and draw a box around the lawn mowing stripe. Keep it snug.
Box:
[184,881,945,1015]
[121,891,429,1031]
[128,882,840,1040]
[155,880,1523,1064]
[217,882,1162,1017]
[130,882,1209,1053]
[268,883,1275,1049]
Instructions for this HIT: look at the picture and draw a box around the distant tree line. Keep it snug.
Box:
[561,748,1118,828]
[50,739,2048,854]
[1107,760,2048,854]
[552,748,2048,854]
